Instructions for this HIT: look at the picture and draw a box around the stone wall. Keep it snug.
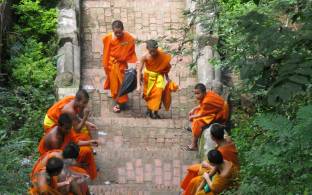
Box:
[54,0,81,99]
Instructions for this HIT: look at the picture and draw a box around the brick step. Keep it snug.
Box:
[89,184,181,195]
[92,124,192,149]
[89,86,197,119]
[92,117,190,129]
[92,155,198,187]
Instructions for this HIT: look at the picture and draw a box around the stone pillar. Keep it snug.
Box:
[54,0,81,99]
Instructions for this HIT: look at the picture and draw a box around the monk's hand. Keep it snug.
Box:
[65,176,74,185]
[83,108,91,118]
[90,139,99,147]
[136,85,141,93]
[201,161,209,168]
[203,172,210,180]
[87,122,97,131]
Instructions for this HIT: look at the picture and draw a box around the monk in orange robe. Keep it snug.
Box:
[181,123,239,193]
[31,144,90,195]
[102,20,137,113]
[187,83,229,150]
[29,157,80,195]
[136,40,171,119]
[43,89,97,136]
[38,114,98,180]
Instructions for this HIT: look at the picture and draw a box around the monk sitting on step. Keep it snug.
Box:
[31,143,90,195]
[102,20,138,113]
[38,113,98,180]
[181,123,239,194]
[136,39,171,119]
[29,157,83,195]
[187,83,229,151]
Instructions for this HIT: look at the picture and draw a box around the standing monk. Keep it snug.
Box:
[187,83,229,150]
[102,20,138,113]
[136,40,171,119]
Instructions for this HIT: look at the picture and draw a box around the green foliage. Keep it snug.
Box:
[214,0,312,105]
[0,0,58,193]
[13,0,57,40]
[229,103,312,194]
[9,38,56,88]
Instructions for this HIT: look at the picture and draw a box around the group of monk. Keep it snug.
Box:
[29,90,99,194]
[180,83,239,194]
[28,19,238,194]
[102,20,174,119]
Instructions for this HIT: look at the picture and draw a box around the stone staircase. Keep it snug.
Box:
[80,0,200,194]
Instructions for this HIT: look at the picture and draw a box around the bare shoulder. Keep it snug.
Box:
[62,102,76,117]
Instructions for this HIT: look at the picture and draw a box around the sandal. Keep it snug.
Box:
[154,112,161,119]
[112,105,121,113]
[184,126,192,132]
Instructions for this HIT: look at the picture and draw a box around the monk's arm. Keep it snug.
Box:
[72,109,89,131]
[136,56,145,89]
[77,139,98,147]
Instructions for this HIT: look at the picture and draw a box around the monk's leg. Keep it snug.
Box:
[190,120,207,149]
[183,176,204,195]
[181,164,201,190]
[77,146,97,180]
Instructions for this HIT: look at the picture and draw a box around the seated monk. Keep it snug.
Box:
[136,40,171,119]
[59,143,90,195]
[43,89,97,141]
[182,150,238,195]
[29,157,83,195]
[181,123,239,192]
[102,20,137,113]
[38,113,98,180]
[187,83,229,151]
[31,143,90,195]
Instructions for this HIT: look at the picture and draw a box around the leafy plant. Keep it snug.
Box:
[9,38,56,88]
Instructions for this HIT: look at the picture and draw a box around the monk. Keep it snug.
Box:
[29,157,82,195]
[196,150,238,195]
[38,113,98,180]
[60,143,90,195]
[102,20,138,113]
[181,123,239,192]
[136,40,171,119]
[31,143,90,194]
[187,83,229,150]
[43,89,97,137]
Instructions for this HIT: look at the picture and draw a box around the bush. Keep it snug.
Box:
[9,38,56,88]
[13,0,57,40]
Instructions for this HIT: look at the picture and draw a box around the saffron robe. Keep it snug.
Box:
[102,31,137,104]
[143,50,171,111]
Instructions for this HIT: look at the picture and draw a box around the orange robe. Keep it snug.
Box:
[37,129,97,180]
[181,143,239,194]
[66,165,90,194]
[102,31,137,104]
[29,169,60,195]
[192,91,229,138]
[196,164,239,195]
[162,81,179,111]
[42,96,97,180]
[143,50,171,111]
[31,150,63,180]
[43,96,79,133]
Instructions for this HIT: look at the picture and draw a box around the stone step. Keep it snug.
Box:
[92,123,192,150]
[93,150,198,186]
[88,85,197,119]
[90,184,181,195]
[92,117,189,129]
